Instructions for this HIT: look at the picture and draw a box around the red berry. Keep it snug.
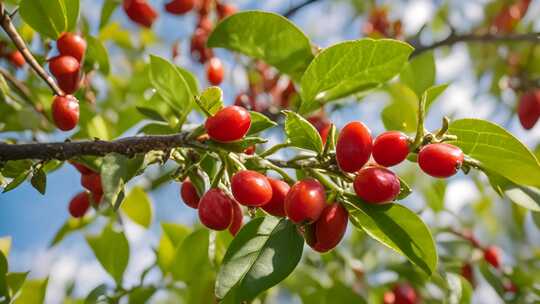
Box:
[197,15,213,33]
[198,188,234,230]
[284,179,326,224]
[354,166,400,204]
[49,55,81,94]
[306,203,348,252]
[461,263,474,285]
[307,115,331,145]
[81,172,103,195]
[57,33,87,62]
[229,201,243,236]
[261,178,290,217]
[418,143,464,178]
[206,57,224,85]
[164,0,195,14]
[69,192,90,218]
[517,90,540,130]
[383,291,395,304]
[244,145,256,155]
[217,3,237,19]
[90,191,103,205]
[51,95,79,131]
[504,281,518,293]
[7,50,25,68]
[123,0,158,28]
[392,284,418,304]
[336,121,372,173]
[372,131,410,167]
[231,170,272,207]
[198,0,212,15]
[190,29,213,63]
[70,161,94,175]
[180,179,200,209]
[483,246,501,268]
[205,105,251,142]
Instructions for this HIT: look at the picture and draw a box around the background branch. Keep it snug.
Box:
[283,0,321,18]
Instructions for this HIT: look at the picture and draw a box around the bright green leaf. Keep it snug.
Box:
[13,278,49,304]
[86,225,129,285]
[382,83,418,132]
[7,272,29,300]
[401,51,435,97]
[64,0,80,32]
[284,111,323,153]
[199,87,223,115]
[247,111,277,135]
[19,0,67,39]
[171,229,210,283]
[85,35,110,75]
[157,223,191,273]
[99,0,119,30]
[120,187,153,228]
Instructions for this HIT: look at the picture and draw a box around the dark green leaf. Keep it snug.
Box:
[64,0,80,31]
[85,35,110,75]
[30,168,46,195]
[6,272,29,299]
[247,111,277,135]
[284,111,323,153]
[136,106,168,122]
[100,153,143,209]
[86,225,129,285]
[19,0,67,39]
[84,284,108,304]
[128,286,156,304]
[137,122,177,135]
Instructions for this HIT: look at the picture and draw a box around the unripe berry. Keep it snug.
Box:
[336,121,372,172]
[483,245,501,268]
[49,55,81,94]
[231,170,273,207]
[229,201,243,236]
[180,179,200,209]
[372,131,410,167]
[57,33,87,62]
[418,143,464,178]
[206,57,224,86]
[7,50,25,68]
[306,203,348,253]
[284,179,326,224]
[51,95,79,131]
[261,178,290,217]
[354,166,400,204]
[217,3,237,19]
[205,105,251,142]
[123,0,158,28]
[69,192,90,218]
[198,189,234,230]
[81,172,103,195]
[517,90,540,130]
[392,283,418,304]
[164,0,195,15]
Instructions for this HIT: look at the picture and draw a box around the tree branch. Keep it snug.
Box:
[0,3,64,96]
[283,0,321,18]
[412,31,540,57]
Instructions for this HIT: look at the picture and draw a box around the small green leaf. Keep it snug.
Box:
[85,35,110,75]
[120,187,154,228]
[86,225,129,285]
[50,217,93,247]
[128,286,156,304]
[30,168,46,195]
[284,111,323,153]
[157,223,191,273]
[424,83,449,113]
[64,0,80,31]
[2,170,31,193]
[177,67,199,96]
[400,51,435,98]
[397,177,412,200]
[99,0,119,30]
[137,122,177,135]
[209,137,267,153]
[13,278,49,304]
[101,153,144,209]
[85,284,108,304]
[382,83,418,132]
[19,0,67,39]
[171,229,210,283]
[136,106,168,122]
[199,87,223,115]
[216,217,304,302]
[247,111,277,135]
[300,39,413,114]
[208,11,313,80]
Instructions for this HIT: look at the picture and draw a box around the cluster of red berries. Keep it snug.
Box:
[383,283,419,304]
[49,33,87,131]
[363,6,403,39]
[67,162,103,218]
[517,89,540,130]
[491,0,531,33]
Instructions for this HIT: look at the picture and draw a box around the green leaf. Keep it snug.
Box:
[64,0,80,31]
[13,278,49,304]
[486,171,540,211]
[84,284,107,304]
[199,87,223,115]
[324,282,367,304]
[136,106,167,122]
[284,111,323,153]
[85,35,110,75]
[344,198,437,275]
[448,118,540,187]
[478,261,505,298]
[382,83,418,133]
[209,137,267,153]
[149,55,193,126]
[207,11,313,80]
[300,39,413,114]
[0,236,11,256]
[99,0,119,30]
[101,153,144,209]
[397,177,412,200]
[128,286,156,304]
[400,51,435,97]
[85,225,129,285]
[446,273,473,304]
[177,67,199,96]
[120,187,153,228]
[50,217,93,247]
[423,180,447,213]
[30,168,46,195]
[247,111,277,135]
[171,229,210,283]
[157,223,191,273]
[423,83,449,113]
[19,0,67,39]
[216,217,304,302]
[6,272,29,299]
[2,169,31,193]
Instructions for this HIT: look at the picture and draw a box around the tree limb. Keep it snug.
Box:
[283,0,321,18]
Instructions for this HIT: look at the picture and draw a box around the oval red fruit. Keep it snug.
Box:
[229,201,243,236]
[354,166,400,204]
[217,3,237,19]
[418,143,464,178]
[261,178,290,217]
[198,189,234,230]
[51,95,79,131]
[81,172,103,195]
[69,192,90,218]
[336,121,372,172]
[70,161,94,175]
[231,170,273,207]
[49,55,81,94]
[372,131,410,167]
[123,0,158,28]
[180,179,200,209]
[7,51,25,68]
[165,0,195,15]
[57,33,87,62]
[517,90,540,130]
[206,57,224,85]
[392,283,419,304]
[284,179,326,224]
[484,245,501,268]
[306,203,348,252]
[205,105,251,142]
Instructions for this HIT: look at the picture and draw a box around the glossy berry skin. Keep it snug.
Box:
[484,246,501,268]
[206,58,224,85]
[284,179,326,224]
[81,172,103,195]
[49,55,81,94]
[372,131,410,167]
[205,106,251,142]
[392,284,418,304]
[57,33,87,62]
[518,90,540,130]
[164,0,195,14]
[261,178,290,217]
[418,143,464,178]
[354,166,400,204]
[69,192,90,218]
[228,201,243,236]
[7,51,25,68]
[308,115,331,145]
[198,189,234,231]
[51,95,79,131]
[180,179,200,209]
[306,203,348,253]
[123,0,158,28]
[231,170,273,207]
[336,121,373,173]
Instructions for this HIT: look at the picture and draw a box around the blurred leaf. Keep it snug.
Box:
[171,229,210,283]
[284,111,323,153]
[2,169,31,193]
[0,236,11,257]
[6,272,29,300]
[19,0,67,39]
[120,187,153,228]
[247,111,277,135]
[101,153,143,209]
[1,160,33,178]
[208,11,313,80]
[85,35,110,75]
[199,87,223,115]
[99,0,119,30]
[382,83,418,132]
[86,225,129,285]
[533,211,540,230]
[64,0,79,31]
[324,282,366,303]
[446,273,472,304]
[401,51,435,97]
[50,217,93,247]
[84,284,107,304]
[216,217,304,302]
[157,223,191,273]
[423,83,449,113]
[13,278,48,304]
[478,261,505,298]
[128,286,156,304]
[423,180,446,213]
[488,171,540,212]
[136,106,167,122]
[137,122,177,135]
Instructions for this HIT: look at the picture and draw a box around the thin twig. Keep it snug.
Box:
[283,0,321,18]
